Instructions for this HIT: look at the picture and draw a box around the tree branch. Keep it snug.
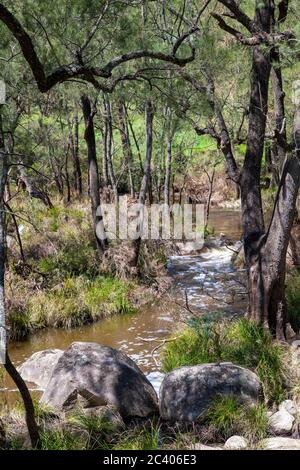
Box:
[0,3,195,93]
[211,12,294,46]
[217,0,258,33]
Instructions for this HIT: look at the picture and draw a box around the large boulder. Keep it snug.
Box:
[159,362,262,422]
[40,342,158,418]
[18,349,64,388]
[261,437,300,450]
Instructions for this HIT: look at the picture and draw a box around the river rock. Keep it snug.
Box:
[268,410,294,435]
[261,437,300,450]
[224,435,248,450]
[18,349,64,388]
[192,443,223,450]
[40,342,158,418]
[278,400,297,417]
[159,363,263,422]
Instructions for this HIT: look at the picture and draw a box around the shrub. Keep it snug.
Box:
[161,317,286,403]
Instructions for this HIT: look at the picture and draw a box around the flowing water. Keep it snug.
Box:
[1,209,245,399]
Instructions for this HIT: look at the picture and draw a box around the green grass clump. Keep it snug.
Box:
[286,272,300,332]
[161,317,286,403]
[26,276,135,330]
[69,409,120,450]
[113,423,160,451]
[8,310,31,341]
[206,395,268,443]
[39,429,85,450]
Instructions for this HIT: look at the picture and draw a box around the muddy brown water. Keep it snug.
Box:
[1,209,245,400]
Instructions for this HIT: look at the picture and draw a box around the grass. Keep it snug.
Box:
[112,423,160,450]
[286,271,300,332]
[161,316,287,403]
[206,395,268,443]
[20,276,135,332]
[38,429,85,450]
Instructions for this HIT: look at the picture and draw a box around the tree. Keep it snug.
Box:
[210,0,300,337]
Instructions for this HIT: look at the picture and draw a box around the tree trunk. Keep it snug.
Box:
[103,94,118,200]
[81,95,107,253]
[69,113,82,197]
[132,100,153,267]
[0,106,40,448]
[117,100,134,197]
[164,135,172,205]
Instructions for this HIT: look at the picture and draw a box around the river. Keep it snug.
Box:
[1,208,245,399]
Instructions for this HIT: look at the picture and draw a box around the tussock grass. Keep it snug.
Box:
[161,317,287,403]
[112,422,160,451]
[25,276,135,331]
[38,429,85,450]
[205,396,268,443]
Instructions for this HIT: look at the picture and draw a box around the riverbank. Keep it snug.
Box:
[6,196,173,341]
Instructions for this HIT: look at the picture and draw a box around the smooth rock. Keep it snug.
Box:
[159,363,263,422]
[193,443,223,450]
[18,349,64,388]
[268,410,294,436]
[224,435,248,450]
[262,437,300,450]
[278,400,297,417]
[41,342,158,418]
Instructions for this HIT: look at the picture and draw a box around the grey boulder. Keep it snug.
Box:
[18,349,64,388]
[40,342,158,418]
[159,362,262,422]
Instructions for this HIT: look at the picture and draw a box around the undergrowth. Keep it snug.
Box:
[161,316,287,403]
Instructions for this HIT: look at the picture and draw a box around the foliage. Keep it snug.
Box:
[206,396,268,443]
[161,317,287,403]
[286,271,300,332]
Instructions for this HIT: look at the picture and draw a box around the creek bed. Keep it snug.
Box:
[1,209,245,400]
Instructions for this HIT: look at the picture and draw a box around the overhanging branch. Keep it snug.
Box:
[0,3,195,93]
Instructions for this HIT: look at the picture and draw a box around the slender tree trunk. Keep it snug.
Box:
[64,149,71,203]
[164,135,172,205]
[132,100,153,267]
[204,168,216,234]
[103,94,118,200]
[68,114,82,197]
[81,95,107,253]
[102,118,109,187]
[0,106,40,448]
[117,101,134,197]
